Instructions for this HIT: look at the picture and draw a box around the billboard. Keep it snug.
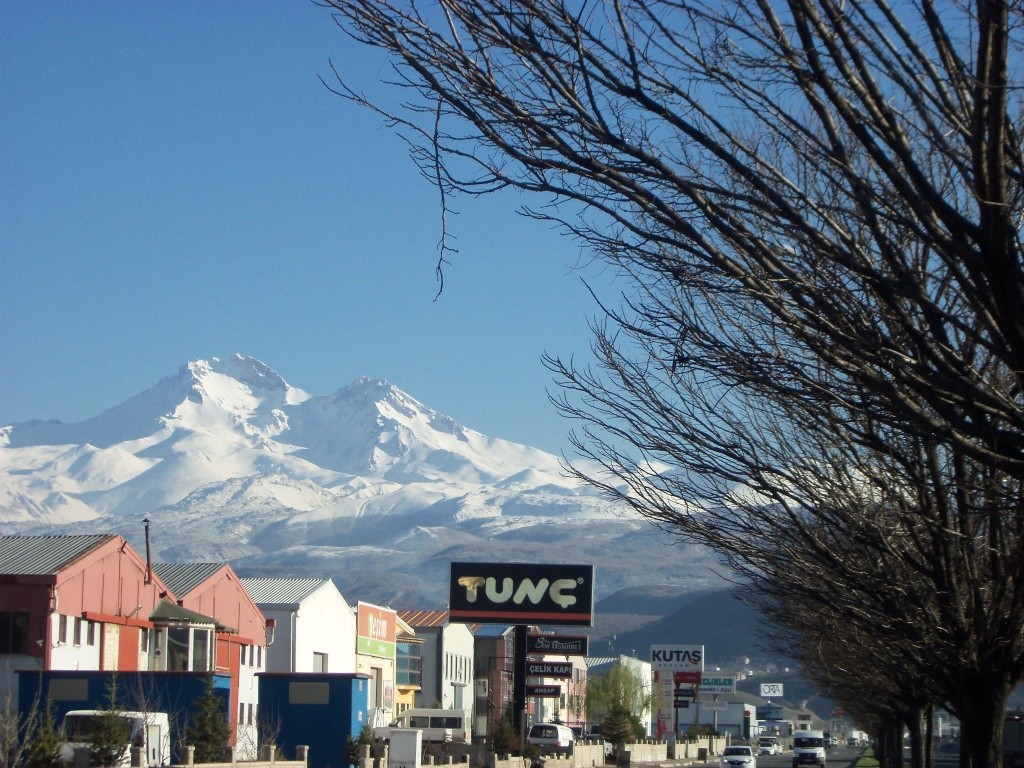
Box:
[651,644,704,672]
[760,683,784,698]
[526,661,574,678]
[527,685,562,697]
[356,602,397,658]
[698,676,736,695]
[448,562,595,625]
[527,634,588,656]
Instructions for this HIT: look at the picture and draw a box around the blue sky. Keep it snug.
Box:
[1,2,616,455]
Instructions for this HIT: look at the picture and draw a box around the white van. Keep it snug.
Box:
[59,710,170,768]
[375,708,470,743]
[527,723,574,750]
[792,730,826,768]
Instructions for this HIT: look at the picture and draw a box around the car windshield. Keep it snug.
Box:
[724,747,752,755]
[794,737,824,748]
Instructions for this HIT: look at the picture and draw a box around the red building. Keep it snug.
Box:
[0,535,268,758]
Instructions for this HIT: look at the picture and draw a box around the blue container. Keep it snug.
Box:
[257,673,371,768]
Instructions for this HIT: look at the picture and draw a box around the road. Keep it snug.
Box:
[754,745,865,768]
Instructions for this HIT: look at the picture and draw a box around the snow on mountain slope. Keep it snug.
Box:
[0,354,724,606]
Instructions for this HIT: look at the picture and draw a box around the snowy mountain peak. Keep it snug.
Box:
[181,355,310,407]
[0,355,722,607]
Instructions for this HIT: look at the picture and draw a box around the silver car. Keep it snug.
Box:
[722,746,757,768]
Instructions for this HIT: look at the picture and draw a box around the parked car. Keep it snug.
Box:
[527,723,574,750]
[722,745,757,768]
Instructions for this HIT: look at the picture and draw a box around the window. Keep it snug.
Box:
[58,615,68,644]
[0,612,29,654]
[161,626,213,672]
[140,628,149,653]
[257,646,262,668]
[167,627,190,670]
[396,641,422,687]
[73,618,83,646]
[240,645,248,666]
[313,652,327,673]
[192,629,211,671]
[86,621,96,646]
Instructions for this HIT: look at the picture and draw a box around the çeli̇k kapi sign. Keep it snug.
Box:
[448,562,595,626]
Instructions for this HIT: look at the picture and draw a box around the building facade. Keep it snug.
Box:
[240,577,356,674]
[398,610,474,714]
[151,561,269,758]
[0,535,173,701]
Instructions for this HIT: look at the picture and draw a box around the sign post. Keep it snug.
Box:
[651,645,704,740]
[448,563,595,747]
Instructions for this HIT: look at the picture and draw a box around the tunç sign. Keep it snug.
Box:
[527,634,588,656]
[448,562,595,626]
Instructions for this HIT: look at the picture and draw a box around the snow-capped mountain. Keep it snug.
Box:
[0,355,722,607]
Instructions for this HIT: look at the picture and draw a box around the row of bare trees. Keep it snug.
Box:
[320,2,1024,768]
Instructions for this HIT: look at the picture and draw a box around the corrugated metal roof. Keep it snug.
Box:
[471,624,514,637]
[240,577,329,606]
[153,562,223,596]
[398,609,449,628]
[0,534,115,575]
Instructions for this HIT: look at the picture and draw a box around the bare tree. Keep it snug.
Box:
[322,2,1024,767]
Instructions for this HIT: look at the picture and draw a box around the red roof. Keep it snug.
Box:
[398,609,449,627]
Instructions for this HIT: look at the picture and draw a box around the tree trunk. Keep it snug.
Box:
[910,709,925,768]
[955,671,1011,768]
[925,705,935,768]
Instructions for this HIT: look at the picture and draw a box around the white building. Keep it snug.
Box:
[240,577,356,674]
[399,611,475,712]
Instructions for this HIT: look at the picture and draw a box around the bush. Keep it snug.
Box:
[186,676,230,763]
[25,702,62,768]
[90,682,130,768]
[490,711,518,756]
[345,723,375,766]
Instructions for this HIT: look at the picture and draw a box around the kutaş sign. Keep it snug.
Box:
[448,562,595,625]
[651,644,705,672]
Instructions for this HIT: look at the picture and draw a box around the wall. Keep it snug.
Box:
[440,624,474,712]
[292,583,356,674]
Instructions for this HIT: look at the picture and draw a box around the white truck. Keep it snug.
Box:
[59,710,171,768]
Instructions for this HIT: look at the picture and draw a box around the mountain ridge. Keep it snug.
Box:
[1,354,725,610]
